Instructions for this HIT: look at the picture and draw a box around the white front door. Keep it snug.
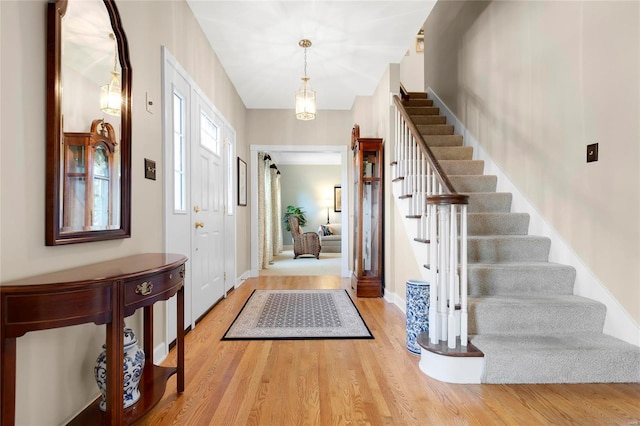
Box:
[163,48,233,358]
[191,95,225,321]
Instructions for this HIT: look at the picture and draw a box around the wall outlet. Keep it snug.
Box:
[587,143,598,163]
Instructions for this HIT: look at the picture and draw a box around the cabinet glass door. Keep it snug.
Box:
[361,181,380,277]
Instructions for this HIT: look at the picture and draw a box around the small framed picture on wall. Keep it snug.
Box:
[416,30,424,53]
[334,185,342,212]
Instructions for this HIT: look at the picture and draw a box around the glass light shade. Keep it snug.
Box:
[295,77,316,120]
[100,70,121,116]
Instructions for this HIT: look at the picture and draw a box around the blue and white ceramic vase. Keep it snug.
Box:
[94,326,145,411]
[406,279,430,355]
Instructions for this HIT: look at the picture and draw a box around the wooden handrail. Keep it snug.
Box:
[400,83,410,101]
[392,94,467,204]
[427,194,469,205]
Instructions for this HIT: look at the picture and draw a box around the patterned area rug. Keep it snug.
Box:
[222,290,373,340]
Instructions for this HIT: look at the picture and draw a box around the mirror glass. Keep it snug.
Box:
[46,0,131,245]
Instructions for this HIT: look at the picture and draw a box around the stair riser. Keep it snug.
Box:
[407,106,440,115]
[468,213,530,235]
[418,125,454,135]
[440,160,485,175]
[412,116,447,125]
[424,135,463,147]
[469,299,605,335]
[466,193,512,213]
[406,92,428,99]
[403,99,434,107]
[449,175,497,192]
[468,237,551,262]
[471,334,640,384]
[468,265,575,296]
[480,349,640,384]
[431,146,473,161]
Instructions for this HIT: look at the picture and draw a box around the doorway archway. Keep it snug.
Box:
[249,144,350,278]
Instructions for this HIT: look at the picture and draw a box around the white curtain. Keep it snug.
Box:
[257,153,266,269]
[258,153,282,270]
[264,159,273,267]
[276,170,283,254]
[271,166,283,255]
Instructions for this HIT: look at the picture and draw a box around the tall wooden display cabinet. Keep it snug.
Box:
[351,125,384,297]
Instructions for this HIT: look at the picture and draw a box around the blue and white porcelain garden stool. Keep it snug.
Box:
[406,279,430,355]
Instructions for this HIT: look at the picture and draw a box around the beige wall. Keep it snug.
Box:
[399,32,425,93]
[0,0,248,424]
[356,63,422,302]
[247,109,353,147]
[424,1,640,323]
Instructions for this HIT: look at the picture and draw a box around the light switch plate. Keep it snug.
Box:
[144,158,156,180]
[587,143,598,163]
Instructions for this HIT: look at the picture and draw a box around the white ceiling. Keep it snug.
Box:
[186,1,435,110]
[63,0,117,86]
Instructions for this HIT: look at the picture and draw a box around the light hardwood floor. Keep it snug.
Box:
[138,276,640,425]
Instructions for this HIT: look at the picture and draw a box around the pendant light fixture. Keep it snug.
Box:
[295,39,316,121]
[100,33,121,116]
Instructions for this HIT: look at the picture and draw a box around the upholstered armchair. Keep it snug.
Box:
[287,216,321,259]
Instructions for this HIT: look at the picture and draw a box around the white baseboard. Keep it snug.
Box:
[237,270,251,286]
[428,87,640,347]
[153,342,168,365]
[384,288,407,315]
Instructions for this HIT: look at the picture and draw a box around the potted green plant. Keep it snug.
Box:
[283,205,307,231]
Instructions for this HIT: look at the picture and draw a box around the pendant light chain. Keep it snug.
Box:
[111,33,117,72]
[304,46,308,78]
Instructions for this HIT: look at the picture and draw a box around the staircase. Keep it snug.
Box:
[394,91,640,384]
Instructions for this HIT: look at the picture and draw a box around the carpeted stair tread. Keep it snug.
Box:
[471,333,640,383]
[468,262,575,296]
[440,160,485,175]
[418,124,454,135]
[411,115,447,125]
[468,212,530,235]
[423,135,463,147]
[467,235,551,262]
[431,146,473,160]
[469,295,606,335]
[464,192,512,212]
[449,175,497,192]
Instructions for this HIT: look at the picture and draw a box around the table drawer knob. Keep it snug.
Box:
[135,281,153,296]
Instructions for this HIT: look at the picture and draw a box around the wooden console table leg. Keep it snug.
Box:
[177,285,184,392]
[143,305,153,374]
[106,281,124,425]
[1,336,17,425]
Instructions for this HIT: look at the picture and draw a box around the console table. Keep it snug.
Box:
[0,253,188,425]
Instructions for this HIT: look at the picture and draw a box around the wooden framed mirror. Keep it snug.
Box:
[46,0,131,245]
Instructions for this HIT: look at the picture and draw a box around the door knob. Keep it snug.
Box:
[194,205,201,213]
[195,221,204,229]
